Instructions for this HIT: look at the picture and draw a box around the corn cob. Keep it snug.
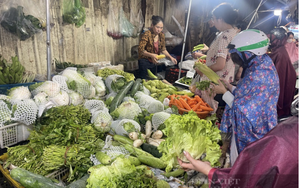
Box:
[194,60,219,84]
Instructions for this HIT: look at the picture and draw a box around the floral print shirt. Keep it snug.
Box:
[220,52,280,153]
[198,28,238,112]
[138,29,166,60]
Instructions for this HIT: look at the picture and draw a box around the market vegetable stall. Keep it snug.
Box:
[0,65,222,188]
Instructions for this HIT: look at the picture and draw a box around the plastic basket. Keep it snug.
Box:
[45,167,69,182]
[0,153,24,188]
[0,81,41,95]
[0,123,32,149]
[165,67,187,84]
[177,106,210,119]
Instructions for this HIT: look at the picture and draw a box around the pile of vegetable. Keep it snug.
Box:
[143,80,177,102]
[1,6,43,40]
[97,68,135,82]
[168,94,213,112]
[178,76,192,86]
[62,0,86,28]
[0,55,35,85]
[158,111,221,172]
[194,59,219,84]
[55,58,87,69]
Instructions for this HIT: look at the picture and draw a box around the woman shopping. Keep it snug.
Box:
[193,3,239,113]
[138,16,177,79]
[213,29,280,165]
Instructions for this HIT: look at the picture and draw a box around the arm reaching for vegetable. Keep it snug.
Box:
[162,50,177,64]
[177,151,212,176]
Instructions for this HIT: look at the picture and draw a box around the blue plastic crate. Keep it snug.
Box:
[0,81,41,95]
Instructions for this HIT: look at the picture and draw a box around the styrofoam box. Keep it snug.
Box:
[0,123,32,148]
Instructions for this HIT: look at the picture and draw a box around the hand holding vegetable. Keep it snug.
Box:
[177,151,212,176]
[211,79,227,94]
[150,53,159,64]
[195,68,203,77]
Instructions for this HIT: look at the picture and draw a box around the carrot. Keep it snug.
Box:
[179,98,191,110]
[187,100,197,106]
[192,102,202,111]
[181,95,191,100]
[196,108,203,112]
[175,99,184,108]
[200,105,213,111]
[170,94,175,104]
[194,95,201,102]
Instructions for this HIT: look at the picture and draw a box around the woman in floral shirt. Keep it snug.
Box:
[195,3,239,113]
[138,16,177,79]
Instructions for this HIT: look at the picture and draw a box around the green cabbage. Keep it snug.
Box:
[110,101,142,120]
[158,111,221,172]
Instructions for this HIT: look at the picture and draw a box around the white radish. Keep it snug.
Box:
[145,120,152,137]
[129,132,139,140]
[141,133,147,139]
[133,139,144,148]
[147,138,164,147]
[151,130,163,139]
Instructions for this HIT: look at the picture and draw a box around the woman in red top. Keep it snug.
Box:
[138,16,177,79]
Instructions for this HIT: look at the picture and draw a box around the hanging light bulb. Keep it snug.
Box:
[274,9,282,16]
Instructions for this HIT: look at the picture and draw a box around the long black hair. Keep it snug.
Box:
[151,15,164,26]
[212,3,238,25]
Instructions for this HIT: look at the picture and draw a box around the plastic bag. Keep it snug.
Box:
[62,0,86,28]
[0,0,45,41]
[119,7,134,37]
[110,119,141,136]
[190,74,201,93]
[107,2,122,39]
[130,9,144,38]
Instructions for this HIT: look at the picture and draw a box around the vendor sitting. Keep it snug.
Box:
[138,15,177,79]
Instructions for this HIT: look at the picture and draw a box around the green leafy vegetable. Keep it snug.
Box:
[196,80,212,91]
[97,68,135,82]
[158,111,221,172]
[122,122,137,133]
[62,0,86,28]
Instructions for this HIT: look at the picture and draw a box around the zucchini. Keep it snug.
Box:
[162,169,185,178]
[137,155,167,169]
[141,143,162,158]
[113,134,134,145]
[156,180,170,188]
[123,144,153,157]
[130,78,142,97]
[109,81,134,112]
[95,151,112,165]
[127,156,141,166]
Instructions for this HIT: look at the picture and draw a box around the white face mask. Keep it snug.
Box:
[287,39,293,43]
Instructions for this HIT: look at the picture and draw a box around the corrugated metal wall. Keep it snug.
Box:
[0,0,187,76]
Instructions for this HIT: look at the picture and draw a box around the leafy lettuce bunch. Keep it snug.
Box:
[158,111,221,172]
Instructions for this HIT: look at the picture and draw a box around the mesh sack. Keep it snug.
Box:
[8,86,31,101]
[31,81,61,97]
[84,72,98,85]
[84,99,105,114]
[52,75,70,93]
[142,86,151,95]
[11,99,38,125]
[90,135,129,165]
[0,100,12,126]
[105,74,126,93]
[122,96,135,103]
[33,92,49,106]
[69,91,84,106]
[0,95,10,101]
[152,112,171,131]
[134,91,164,113]
[61,69,92,98]
[111,119,140,136]
[163,98,170,106]
[50,90,70,106]
[94,77,106,97]
[91,109,112,133]
[111,101,142,120]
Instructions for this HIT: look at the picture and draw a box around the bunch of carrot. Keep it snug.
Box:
[168,94,213,112]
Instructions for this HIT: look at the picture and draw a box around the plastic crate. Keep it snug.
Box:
[0,81,41,95]
[165,67,187,84]
[0,153,69,188]
[0,123,31,149]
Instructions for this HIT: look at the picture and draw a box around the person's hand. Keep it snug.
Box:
[192,52,204,59]
[211,79,227,94]
[170,56,177,64]
[195,68,203,77]
[219,78,233,91]
[177,151,212,175]
[150,54,158,64]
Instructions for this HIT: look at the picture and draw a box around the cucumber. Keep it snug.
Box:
[109,81,134,112]
[113,134,134,145]
[130,78,142,97]
[141,143,162,158]
[162,169,185,178]
[95,151,112,165]
[137,155,167,169]
[123,144,153,157]
[156,180,170,188]
[127,156,141,166]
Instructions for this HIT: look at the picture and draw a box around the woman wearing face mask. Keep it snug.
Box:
[285,31,299,66]
[194,3,239,113]
[138,16,177,79]
[268,28,297,118]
